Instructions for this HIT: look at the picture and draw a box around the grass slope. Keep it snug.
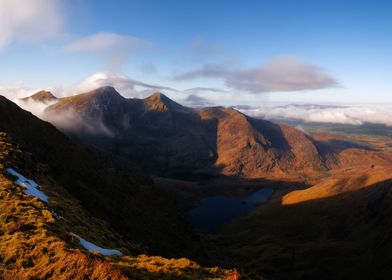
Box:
[0,132,237,279]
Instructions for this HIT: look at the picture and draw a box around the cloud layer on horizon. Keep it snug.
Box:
[239,104,392,126]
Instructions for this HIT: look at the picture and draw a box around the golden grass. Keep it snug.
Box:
[282,149,392,205]
[0,173,127,279]
[0,132,236,279]
[108,254,238,280]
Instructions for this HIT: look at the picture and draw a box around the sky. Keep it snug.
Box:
[1,0,392,106]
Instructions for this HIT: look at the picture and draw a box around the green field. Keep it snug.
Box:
[277,120,392,153]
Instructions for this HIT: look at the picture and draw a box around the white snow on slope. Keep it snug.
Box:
[52,211,63,220]
[69,232,123,256]
[6,168,49,202]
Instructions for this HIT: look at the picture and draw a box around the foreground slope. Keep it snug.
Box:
[0,141,235,279]
[43,87,334,180]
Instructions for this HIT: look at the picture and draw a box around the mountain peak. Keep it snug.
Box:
[44,86,126,117]
[88,86,122,98]
[79,86,126,105]
[144,92,184,112]
[149,92,166,98]
[21,90,57,103]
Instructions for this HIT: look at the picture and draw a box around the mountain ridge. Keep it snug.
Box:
[39,87,335,180]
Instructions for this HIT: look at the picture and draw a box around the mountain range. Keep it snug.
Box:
[3,87,392,279]
[38,86,336,180]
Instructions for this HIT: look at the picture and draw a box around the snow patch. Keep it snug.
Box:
[52,211,63,220]
[69,232,123,256]
[6,168,49,202]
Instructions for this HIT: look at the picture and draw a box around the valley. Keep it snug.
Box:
[2,1,390,279]
[2,88,392,279]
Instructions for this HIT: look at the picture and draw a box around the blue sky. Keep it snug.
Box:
[1,0,391,105]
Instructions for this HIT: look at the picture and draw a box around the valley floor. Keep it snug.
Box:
[156,144,392,279]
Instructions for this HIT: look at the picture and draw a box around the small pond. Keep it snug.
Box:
[188,188,273,233]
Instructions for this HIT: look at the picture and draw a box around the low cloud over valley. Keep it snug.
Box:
[238,104,392,126]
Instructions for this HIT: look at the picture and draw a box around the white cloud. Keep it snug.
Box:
[0,0,64,49]
[63,32,150,71]
[76,72,177,98]
[239,104,392,126]
[63,32,148,53]
[0,81,41,99]
[0,81,59,116]
[14,97,57,117]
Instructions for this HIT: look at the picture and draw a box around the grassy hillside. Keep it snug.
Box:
[0,132,237,279]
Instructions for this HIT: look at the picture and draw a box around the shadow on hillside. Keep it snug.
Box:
[211,177,392,280]
[317,138,376,153]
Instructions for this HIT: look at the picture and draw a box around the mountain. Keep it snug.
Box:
[7,87,392,279]
[43,87,335,180]
[0,96,236,279]
[20,90,58,103]
[39,87,392,279]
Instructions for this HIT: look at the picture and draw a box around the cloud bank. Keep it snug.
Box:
[175,56,339,94]
[226,56,339,93]
[239,104,392,126]
[0,0,64,49]
[0,82,41,99]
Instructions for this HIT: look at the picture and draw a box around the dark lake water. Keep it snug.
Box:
[188,188,273,233]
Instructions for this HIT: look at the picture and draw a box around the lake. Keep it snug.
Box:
[188,188,273,233]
